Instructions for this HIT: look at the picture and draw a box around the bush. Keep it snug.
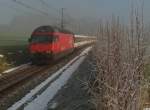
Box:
[0,56,10,73]
[89,13,145,110]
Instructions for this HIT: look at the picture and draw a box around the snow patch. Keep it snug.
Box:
[144,108,150,110]
[8,47,92,110]
[0,54,4,58]
[24,55,86,110]
[74,40,95,48]
[3,67,21,73]
[75,35,95,38]
[3,63,30,73]
[49,102,58,109]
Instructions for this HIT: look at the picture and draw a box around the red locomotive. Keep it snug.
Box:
[28,26,75,64]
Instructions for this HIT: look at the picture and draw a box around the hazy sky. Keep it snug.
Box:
[0,0,150,25]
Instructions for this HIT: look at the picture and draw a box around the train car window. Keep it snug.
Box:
[30,35,53,43]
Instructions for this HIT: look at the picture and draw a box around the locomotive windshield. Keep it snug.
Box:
[30,35,53,43]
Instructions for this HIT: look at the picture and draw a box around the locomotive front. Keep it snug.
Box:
[28,26,56,64]
[28,26,75,64]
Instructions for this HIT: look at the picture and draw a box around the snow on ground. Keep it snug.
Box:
[144,108,150,110]
[3,63,30,73]
[49,102,58,109]
[74,40,95,48]
[3,67,21,73]
[0,54,4,58]
[75,35,95,38]
[8,47,92,110]
[75,35,89,38]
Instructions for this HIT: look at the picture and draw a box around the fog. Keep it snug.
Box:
[0,0,150,45]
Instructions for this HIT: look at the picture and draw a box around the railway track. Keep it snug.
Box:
[0,65,51,92]
[0,42,95,93]
[0,42,94,93]
[0,41,95,110]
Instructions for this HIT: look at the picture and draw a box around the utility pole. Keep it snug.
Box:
[61,8,64,29]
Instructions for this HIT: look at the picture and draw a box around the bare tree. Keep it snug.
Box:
[88,7,145,110]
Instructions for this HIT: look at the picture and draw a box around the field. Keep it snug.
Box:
[0,44,30,72]
[0,33,30,70]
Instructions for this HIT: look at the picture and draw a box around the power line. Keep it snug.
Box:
[38,0,59,13]
[12,0,49,16]
[38,0,60,21]
[12,0,57,20]
[37,0,77,29]
[11,0,77,29]
[6,3,35,16]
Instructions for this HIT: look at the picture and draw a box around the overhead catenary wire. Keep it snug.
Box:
[38,0,69,29]
[37,0,60,21]
[10,0,79,29]
[36,0,79,29]
[11,0,59,21]
[5,3,36,16]
[38,0,60,13]
[12,0,49,16]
